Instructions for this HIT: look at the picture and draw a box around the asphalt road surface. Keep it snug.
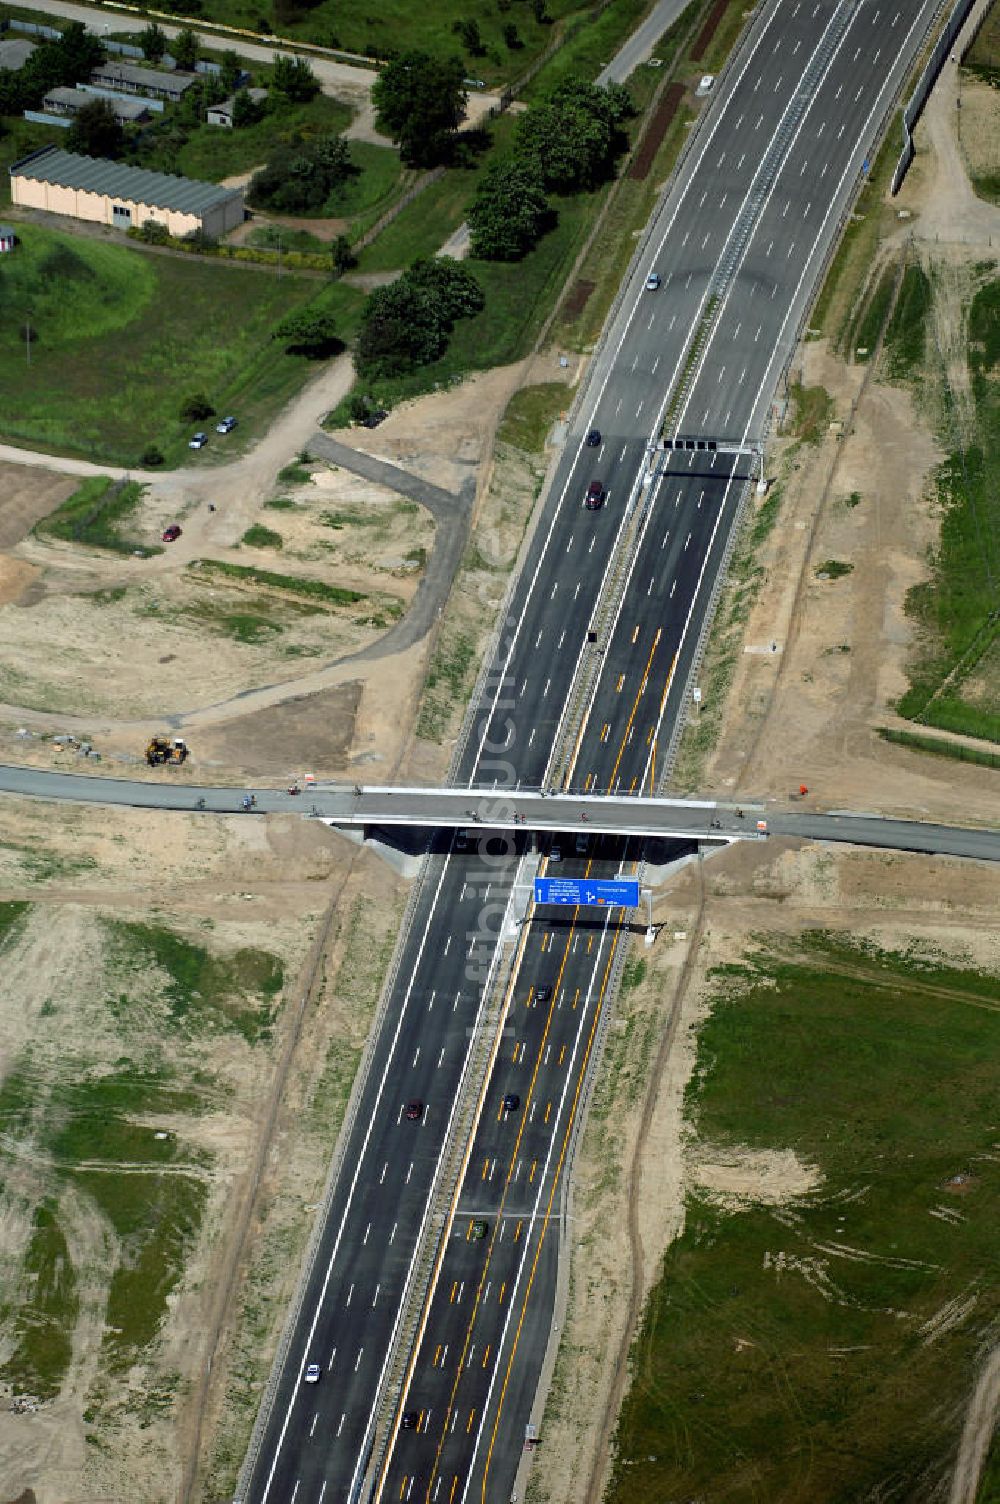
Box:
[2,766,998,865]
[0,0,951,1500]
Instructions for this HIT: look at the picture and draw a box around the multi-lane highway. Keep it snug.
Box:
[320,0,946,1492]
[216,0,951,1493]
[0,2,953,1501]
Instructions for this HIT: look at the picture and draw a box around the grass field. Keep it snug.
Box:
[159,94,353,182]
[497,382,571,451]
[607,932,1000,1504]
[144,0,585,82]
[965,0,1000,78]
[0,224,364,464]
[0,911,288,1401]
[897,273,1000,741]
[35,478,157,555]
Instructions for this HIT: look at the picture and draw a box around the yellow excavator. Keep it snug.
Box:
[146,736,189,767]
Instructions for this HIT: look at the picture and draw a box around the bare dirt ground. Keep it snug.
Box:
[0,359,544,783]
[0,792,410,1504]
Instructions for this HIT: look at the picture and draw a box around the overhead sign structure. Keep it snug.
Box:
[534,877,640,908]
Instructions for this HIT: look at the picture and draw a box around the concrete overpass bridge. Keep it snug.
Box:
[0,766,998,863]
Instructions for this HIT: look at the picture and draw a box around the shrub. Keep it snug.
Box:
[180,393,216,422]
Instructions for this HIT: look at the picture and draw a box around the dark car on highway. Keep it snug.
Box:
[406,1100,424,1121]
[503,1093,520,1113]
[585,480,604,510]
[536,984,552,1004]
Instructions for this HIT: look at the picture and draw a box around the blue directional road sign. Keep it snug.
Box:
[534,876,640,908]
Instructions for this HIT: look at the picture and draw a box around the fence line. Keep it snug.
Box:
[890,0,979,193]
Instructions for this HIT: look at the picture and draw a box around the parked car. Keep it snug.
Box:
[161,524,182,542]
[216,415,237,434]
[188,432,207,449]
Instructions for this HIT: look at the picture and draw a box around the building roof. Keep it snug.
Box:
[0,37,37,69]
[10,146,243,217]
[43,86,150,120]
[209,87,268,116]
[90,61,197,97]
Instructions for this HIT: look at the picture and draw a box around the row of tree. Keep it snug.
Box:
[468,79,633,261]
[355,257,484,379]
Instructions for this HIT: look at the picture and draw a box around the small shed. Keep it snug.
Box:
[0,225,16,253]
[207,88,267,127]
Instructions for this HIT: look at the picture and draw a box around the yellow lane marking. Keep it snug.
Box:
[421,905,584,1500]
[607,629,661,791]
[478,921,625,1502]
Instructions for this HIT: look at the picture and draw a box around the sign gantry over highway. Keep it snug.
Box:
[534,876,641,907]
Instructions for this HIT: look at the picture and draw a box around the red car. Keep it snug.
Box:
[162,525,182,542]
[405,1100,424,1122]
[585,481,604,511]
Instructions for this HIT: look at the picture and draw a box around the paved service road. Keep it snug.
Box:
[2,0,951,1499]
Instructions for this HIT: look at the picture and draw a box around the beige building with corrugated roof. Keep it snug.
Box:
[10,145,244,239]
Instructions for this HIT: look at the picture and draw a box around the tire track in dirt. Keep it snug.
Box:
[948,1343,1000,1504]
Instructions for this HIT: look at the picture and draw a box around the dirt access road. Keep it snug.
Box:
[13,0,506,125]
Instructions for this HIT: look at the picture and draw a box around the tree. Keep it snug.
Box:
[371,51,467,168]
[220,49,243,92]
[248,133,354,214]
[232,86,266,127]
[172,27,199,69]
[515,79,632,192]
[331,234,354,275]
[180,393,216,421]
[55,22,104,81]
[406,257,484,321]
[467,158,549,260]
[452,17,485,55]
[355,280,446,380]
[270,53,319,102]
[139,22,168,62]
[66,98,125,159]
[354,258,483,380]
[274,308,340,357]
[502,22,522,49]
